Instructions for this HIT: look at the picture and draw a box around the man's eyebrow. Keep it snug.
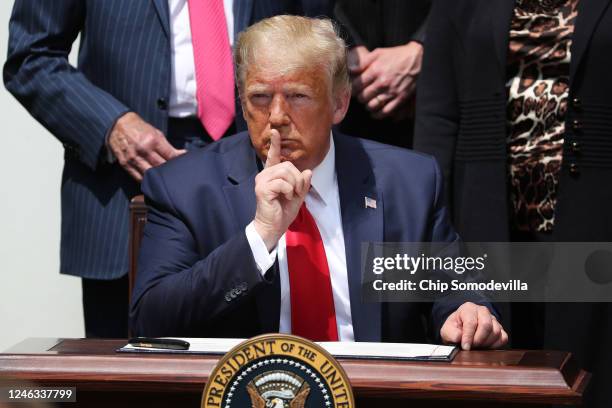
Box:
[281,83,312,92]
[245,84,271,93]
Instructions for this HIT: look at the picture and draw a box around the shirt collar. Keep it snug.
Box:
[309,132,336,206]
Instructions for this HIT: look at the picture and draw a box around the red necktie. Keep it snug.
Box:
[188,0,235,140]
[286,204,339,341]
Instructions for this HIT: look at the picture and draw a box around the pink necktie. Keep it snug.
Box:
[188,0,235,140]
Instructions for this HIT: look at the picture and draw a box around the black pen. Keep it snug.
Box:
[128,337,190,350]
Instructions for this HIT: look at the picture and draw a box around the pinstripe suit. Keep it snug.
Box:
[3,0,306,281]
[3,0,307,335]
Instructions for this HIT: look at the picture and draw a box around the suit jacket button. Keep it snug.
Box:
[569,163,580,175]
[239,282,248,291]
[571,119,582,131]
[225,293,232,302]
[230,289,238,298]
[157,97,168,110]
[571,141,581,153]
[572,97,582,110]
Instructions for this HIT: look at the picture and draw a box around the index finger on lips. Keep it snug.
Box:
[265,129,282,168]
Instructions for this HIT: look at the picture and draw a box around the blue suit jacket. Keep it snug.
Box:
[3,0,313,280]
[130,132,471,342]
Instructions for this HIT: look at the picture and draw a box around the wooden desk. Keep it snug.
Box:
[0,338,589,407]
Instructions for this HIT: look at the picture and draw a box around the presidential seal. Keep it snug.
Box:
[202,334,354,408]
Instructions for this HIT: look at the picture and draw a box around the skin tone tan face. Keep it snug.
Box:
[241,49,350,171]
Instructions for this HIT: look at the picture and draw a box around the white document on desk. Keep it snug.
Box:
[119,338,457,361]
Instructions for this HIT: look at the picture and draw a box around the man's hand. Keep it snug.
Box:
[440,302,509,350]
[253,130,312,251]
[349,41,423,120]
[108,112,186,181]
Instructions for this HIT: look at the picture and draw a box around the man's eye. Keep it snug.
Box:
[290,93,308,99]
[250,94,271,103]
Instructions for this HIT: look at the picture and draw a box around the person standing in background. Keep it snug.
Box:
[332,0,430,148]
[414,1,612,407]
[3,0,310,339]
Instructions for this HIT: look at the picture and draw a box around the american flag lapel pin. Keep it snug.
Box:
[364,196,377,209]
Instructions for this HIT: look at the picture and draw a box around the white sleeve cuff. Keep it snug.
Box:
[245,221,277,276]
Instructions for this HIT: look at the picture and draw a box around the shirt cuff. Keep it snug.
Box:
[245,221,277,276]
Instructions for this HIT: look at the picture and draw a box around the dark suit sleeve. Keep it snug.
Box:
[427,155,462,336]
[130,167,273,337]
[3,0,130,170]
[426,157,499,339]
[410,14,429,44]
[413,0,459,204]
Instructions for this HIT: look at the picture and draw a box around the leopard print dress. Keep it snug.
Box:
[506,0,579,232]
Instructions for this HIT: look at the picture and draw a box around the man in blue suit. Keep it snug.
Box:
[131,15,508,348]
[3,0,317,338]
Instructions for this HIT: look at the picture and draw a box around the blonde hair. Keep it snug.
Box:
[234,15,350,96]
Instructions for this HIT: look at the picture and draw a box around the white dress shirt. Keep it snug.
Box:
[167,0,234,118]
[245,137,355,341]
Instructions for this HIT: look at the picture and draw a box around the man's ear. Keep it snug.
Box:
[332,87,351,125]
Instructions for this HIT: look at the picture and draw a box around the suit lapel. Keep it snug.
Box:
[491,0,516,78]
[152,0,170,38]
[223,135,258,234]
[222,134,280,333]
[334,133,383,342]
[234,0,255,37]
[570,0,611,83]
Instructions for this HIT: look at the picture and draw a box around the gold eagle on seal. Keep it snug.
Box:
[246,370,310,408]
